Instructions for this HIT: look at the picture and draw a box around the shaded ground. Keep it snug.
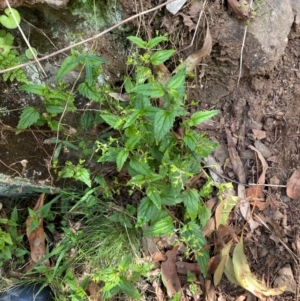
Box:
[0,0,300,300]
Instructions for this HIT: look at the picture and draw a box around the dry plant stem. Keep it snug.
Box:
[180,0,208,52]
[4,0,46,76]
[0,0,177,75]
[0,159,22,177]
[22,18,60,52]
[237,0,253,86]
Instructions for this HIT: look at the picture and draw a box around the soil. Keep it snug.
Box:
[1,0,300,300]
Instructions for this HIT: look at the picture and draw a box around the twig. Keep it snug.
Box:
[0,159,22,177]
[237,0,253,86]
[180,0,208,52]
[0,0,177,75]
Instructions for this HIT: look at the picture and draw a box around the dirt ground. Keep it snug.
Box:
[1,0,300,300]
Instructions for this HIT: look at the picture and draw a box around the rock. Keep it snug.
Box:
[254,140,272,159]
[290,0,300,38]
[274,264,297,293]
[0,173,59,197]
[0,0,69,9]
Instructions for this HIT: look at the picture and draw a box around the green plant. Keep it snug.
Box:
[94,35,218,276]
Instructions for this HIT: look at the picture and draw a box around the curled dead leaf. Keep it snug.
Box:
[286,169,300,200]
[175,24,212,73]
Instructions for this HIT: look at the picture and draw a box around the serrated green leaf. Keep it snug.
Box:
[146,186,162,209]
[154,109,176,142]
[146,36,168,49]
[129,155,151,176]
[98,147,123,163]
[116,149,129,171]
[17,107,40,130]
[85,60,93,86]
[188,110,219,127]
[20,84,46,96]
[119,277,141,299]
[181,221,206,249]
[124,76,134,93]
[137,197,160,227]
[75,167,91,187]
[124,110,140,128]
[127,36,147,48]
[198,205,211,228]
[196,249,209,278]
[10,207,18,222]
[144,216,174,237]
[132,82,165,98]
[125,135,141,151]
[182,189,199,220]
[78,82,101,101]
[80,111,94,129]
[100,114,122,129]
[166,67,186,98]
[56,55,79,81]
[150,50,175,65]
[183,130,197,151]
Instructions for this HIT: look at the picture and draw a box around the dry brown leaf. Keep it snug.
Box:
[226,131,258,230]
[88,281,101,301]
[26,193,50,267]
[248,145,268,185]
[178,13,196,31]
[205,279,216,301]
[153,64,171,85]
[226,130,245,183]
[227,0,249,20]
[153,279,166,301]
[152,252,167,262]
[161,246,181,297]
[286,169,300,200]
[202,217,215,237]
[175,24,212,73]
[176,261,201,275]
[252,129,266,140]
[207,255,221,275]
[108,92,129,102]
[246,185,265,202]
[217,225,239,243]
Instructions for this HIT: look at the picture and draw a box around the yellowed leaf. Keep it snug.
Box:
[215,183,239,228]
[214,240,232,286]
[233,237,286,298]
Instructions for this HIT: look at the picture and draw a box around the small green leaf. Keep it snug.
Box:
[25,47,37,59]
[131,82,165,98]
[197,249,209,278]
[81,111,94,129]
[119,278,141,299]
[150,50,175,65]
[187,110,219,127]
[166,67,186,98]
[101,114,122,129]
[75,167,91,187]
[56,55,80,81]
[116,149,129,171]
[127,36,147,48]
[154,109,176,142]
[78,82,101,101]
[20,84,46,96]
[146,186,162,209]
[137,197,160,227]
[144,216,174,237]
[17,107,40,130]
[0,8,20,29]
[146,36,168,49]
[129,155,151,176]
[182,189,200,220]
